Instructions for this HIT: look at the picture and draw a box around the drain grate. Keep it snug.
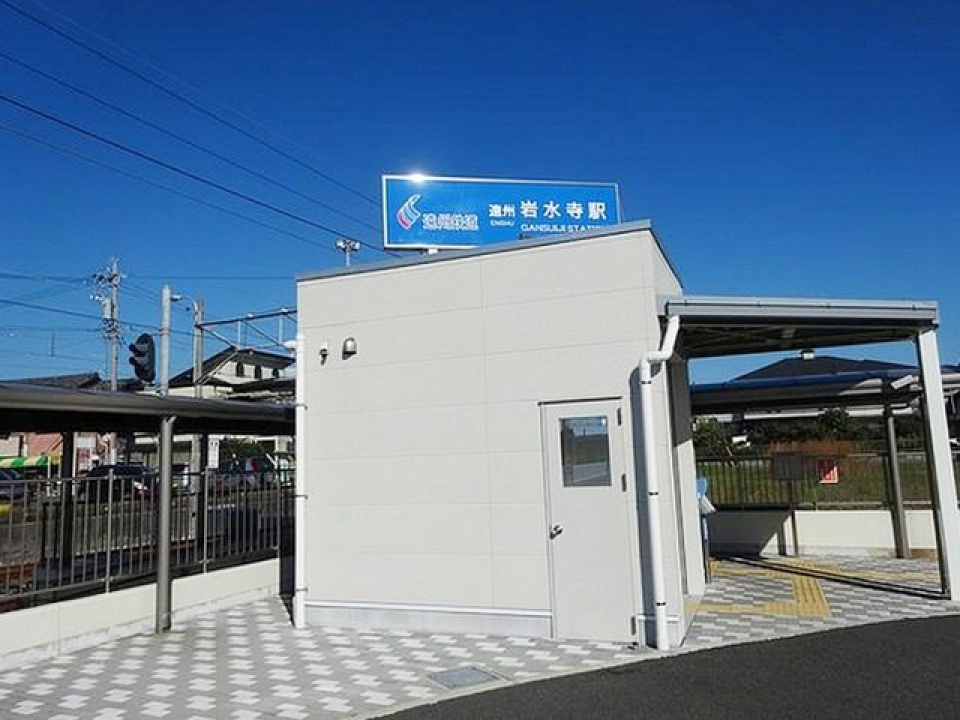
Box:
[428,666,501,690]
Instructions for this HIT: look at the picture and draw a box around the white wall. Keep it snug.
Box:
[0,560,279,671]
[708,509,939,556]
[299,227,688,641]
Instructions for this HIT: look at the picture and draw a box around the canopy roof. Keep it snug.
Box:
[0,455,58,469]
[0,383,294,435]
[662,296,938,359]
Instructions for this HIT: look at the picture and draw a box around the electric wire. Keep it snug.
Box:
[129,275,291,281]
[0,92,398,255]
[0,325,100,333]
[0,346,101,362]
[0,49,380,232]
[0,271,88,282]
[0,121,361,255]
[0,295,193,338]
[3,0,381,207]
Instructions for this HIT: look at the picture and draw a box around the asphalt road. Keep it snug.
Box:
[386,615,960,720]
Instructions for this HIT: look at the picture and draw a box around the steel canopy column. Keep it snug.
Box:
[884,407,909,559]
[915,330,960,600]
[156,414,176,633]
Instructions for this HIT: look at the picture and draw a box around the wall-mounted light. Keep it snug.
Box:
[318,342,330,364]
[342,337,357,358]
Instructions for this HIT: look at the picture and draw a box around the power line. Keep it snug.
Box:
[0,346,101,362]
[0,49,380,232]
[129,274,291,281]
[0,92,358,245]
[0,270,88,282]
[0,325,100,333]
[0,295,193,338]
[0,121,346,253]
[3,0,381,207]
[0,92,399,257]
[122,279,162,301]
[0,295,104,322]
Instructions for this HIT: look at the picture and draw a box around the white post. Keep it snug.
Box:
[640,315,680,650]
[156,415,175,633]
[291,334,308,627]
[916,329,960,600]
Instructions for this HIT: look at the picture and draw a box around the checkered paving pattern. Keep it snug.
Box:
[0,600,640,719]
[0,556,956,718]
[682,556,958,651]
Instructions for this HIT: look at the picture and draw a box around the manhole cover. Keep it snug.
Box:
[429,666,501,689]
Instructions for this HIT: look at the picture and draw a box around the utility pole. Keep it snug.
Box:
[191,299,204,475]
[93,259,121,465]
[93,258,121,391]
[193,298,204,397]
[159,285,179,396]
[336,238,360,267]
[109,258,119,391]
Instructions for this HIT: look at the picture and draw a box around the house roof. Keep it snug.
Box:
[735,355,915,381]
[231,377,294,395]
[8,373,103,389]
[169,346,294,389]
[691,349,960,416]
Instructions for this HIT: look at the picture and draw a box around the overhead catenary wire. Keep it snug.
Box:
[0,121,348,254]
[2,0,381,208]
[0,92,399,256]
[0,49,380,232]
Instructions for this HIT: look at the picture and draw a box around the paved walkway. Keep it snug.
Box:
[683,556,953,650]
[0,556,954,719]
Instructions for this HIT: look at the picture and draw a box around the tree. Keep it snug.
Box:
[693,418,733,457]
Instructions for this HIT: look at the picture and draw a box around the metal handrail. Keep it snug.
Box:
[0,468,293,610]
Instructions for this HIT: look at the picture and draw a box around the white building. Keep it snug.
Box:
[294,221,960,648]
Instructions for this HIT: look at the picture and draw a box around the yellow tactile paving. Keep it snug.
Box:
[700,561,832,618]
[766,558,936,583]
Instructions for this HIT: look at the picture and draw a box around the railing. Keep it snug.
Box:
[697,452,960,510]
[0,468,293,610]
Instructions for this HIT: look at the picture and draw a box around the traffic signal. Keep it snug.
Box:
[128,333,156,383]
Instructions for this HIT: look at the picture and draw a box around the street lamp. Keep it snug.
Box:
[336,238,361,267]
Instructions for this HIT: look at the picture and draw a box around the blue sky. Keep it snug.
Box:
[0,0,957,382]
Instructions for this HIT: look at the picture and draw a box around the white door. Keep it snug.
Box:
[541,400,637,642]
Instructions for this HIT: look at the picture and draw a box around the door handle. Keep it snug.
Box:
[549,523,563,539]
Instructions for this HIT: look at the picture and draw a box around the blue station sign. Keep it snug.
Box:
[382,175,621,250]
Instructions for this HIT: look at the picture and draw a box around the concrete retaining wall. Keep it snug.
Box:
[708,509,938,557]
[0,559,279,670]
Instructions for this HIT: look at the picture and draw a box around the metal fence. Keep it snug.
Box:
[0,468,293,611]
[697,452,960,510]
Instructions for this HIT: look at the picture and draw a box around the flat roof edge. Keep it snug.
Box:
[660,294,939,324]
[297,220,656,283]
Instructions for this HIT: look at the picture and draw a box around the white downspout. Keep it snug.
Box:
[640,315,680,651]
[287,334,308,628]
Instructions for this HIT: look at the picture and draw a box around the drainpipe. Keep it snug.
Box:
[640,315,680,651]
[286,334,308,628]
